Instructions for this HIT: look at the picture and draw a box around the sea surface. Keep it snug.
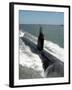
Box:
[19,24,64,48]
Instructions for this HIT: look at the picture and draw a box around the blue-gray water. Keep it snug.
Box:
[19,24,64,48]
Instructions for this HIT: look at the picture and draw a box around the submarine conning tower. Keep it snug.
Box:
[37,26,44,51]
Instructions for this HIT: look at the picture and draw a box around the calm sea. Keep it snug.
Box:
[19,24,64,48]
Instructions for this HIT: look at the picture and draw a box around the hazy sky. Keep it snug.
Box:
[19,10,64,25]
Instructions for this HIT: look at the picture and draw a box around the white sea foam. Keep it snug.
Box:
[19,37,44,78]
[44,40,64,62]
[19,30,25,37]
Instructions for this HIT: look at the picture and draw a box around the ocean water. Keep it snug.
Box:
[19,24,64,48]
